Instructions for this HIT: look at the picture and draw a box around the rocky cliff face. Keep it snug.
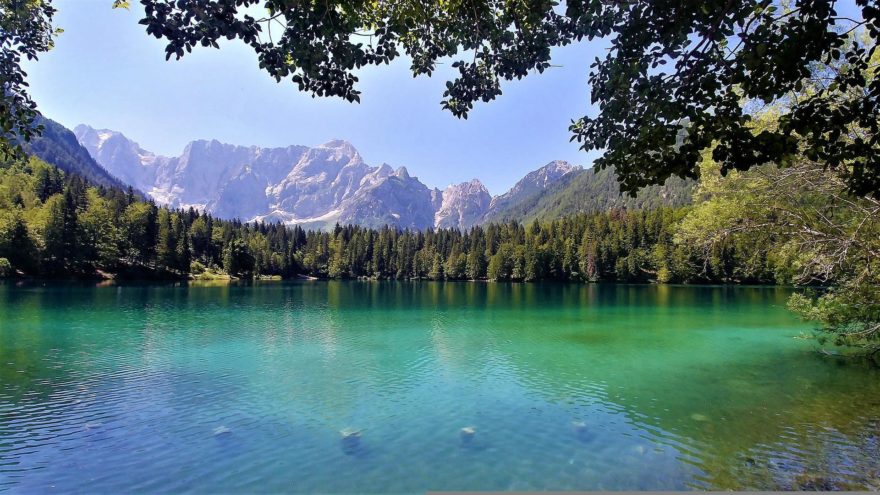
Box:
[75,125,583,230]
[337,167,437,229]
[486,160,579,219]
[434,179,492,229]
[75,126,442,229]
[74,125,157,190]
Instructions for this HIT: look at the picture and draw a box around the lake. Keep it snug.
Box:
[1,281,878,492]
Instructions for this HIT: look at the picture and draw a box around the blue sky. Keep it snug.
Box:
[24,0,607,194]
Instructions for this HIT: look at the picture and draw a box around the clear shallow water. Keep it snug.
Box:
[1,281,878,492]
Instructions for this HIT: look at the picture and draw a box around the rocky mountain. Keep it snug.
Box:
[72,124,692,230]
[485,160,580,221]
[434,179,491,229]
[26,117,132,192]
[75,126,437,229]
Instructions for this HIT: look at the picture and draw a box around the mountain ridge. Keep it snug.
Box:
[25,117,134,193]
[70,123,692,230]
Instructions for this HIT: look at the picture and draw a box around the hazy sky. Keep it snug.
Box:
[24,0,608,194]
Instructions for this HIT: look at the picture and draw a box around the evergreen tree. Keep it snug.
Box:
[0,214,38,274]
[42,188,82,275]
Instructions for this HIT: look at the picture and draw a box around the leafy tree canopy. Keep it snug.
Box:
[1,0,878,197]
[0,0,59,155]
[119,0,879,197]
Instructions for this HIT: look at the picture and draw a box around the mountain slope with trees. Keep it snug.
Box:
[25,117,133,193]
[484,166,694,224]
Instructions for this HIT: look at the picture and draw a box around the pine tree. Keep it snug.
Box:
[174,216,190,274]
[156,209,175,270]
[429,253,443,280]
[0,214,38,274]
[43,188,82,275]
[466,247,485,280]
[328,235,346,278]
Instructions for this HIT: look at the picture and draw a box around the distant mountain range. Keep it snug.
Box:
[29,119,693,230]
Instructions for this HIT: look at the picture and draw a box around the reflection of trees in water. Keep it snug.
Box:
[476,284,880,489]
[319,281,878,489]
[0,283,147,402]
[243,281,447,430]
[3,282,878,489]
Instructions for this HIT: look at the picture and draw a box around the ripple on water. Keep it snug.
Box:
[1,282,879,492]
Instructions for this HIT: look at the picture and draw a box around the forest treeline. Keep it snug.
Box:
[1,147,877,354]
[0,156,773,284]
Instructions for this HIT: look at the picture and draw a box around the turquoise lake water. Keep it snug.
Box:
[1,281,878,492]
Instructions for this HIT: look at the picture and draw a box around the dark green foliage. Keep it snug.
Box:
[0,214,37,273]
[121,201,157,265]
[570,1,880,198]
[0,156,300,279]
[0,0,58,156]
[34,164,62,201]
[680,150,880,356]
[285,207,765,284]
[223,238,255,277]
[42,185,83,275]
[0,153,837,288]
[3,1,878,199]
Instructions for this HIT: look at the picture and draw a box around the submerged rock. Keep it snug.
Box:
[572,420,595,443]
[340,428,362,454]
[460,426,476,445]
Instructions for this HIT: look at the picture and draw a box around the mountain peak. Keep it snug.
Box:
[514,160,580,189]
[27,117,131,192]
[435,179,491,229]
[444,179,488,194]
[74,124,149,146]
[73,123,95,134]
[319,139,357,152]
[74,124,128,148]
[481,159,585,223]
[542,160,578,173]
[185,138,226,148]
[72,122,636,231]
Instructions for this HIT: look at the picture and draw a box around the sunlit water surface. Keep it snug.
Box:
[1,281,878,492]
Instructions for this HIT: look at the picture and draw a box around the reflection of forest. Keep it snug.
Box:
[460,284,880,490]
[307,281,880,489]
[2,281,878,490]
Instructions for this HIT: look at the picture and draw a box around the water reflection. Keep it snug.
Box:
[0,281,878,492]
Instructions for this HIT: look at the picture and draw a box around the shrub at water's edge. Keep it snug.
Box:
[0,257,12,278]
